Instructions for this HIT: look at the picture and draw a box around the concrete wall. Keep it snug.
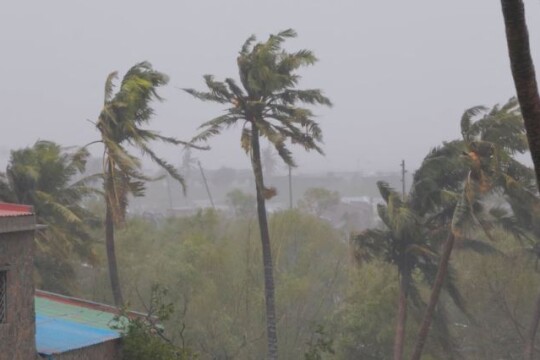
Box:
[0,229,37,360]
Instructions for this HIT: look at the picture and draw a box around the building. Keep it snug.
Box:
[0,203,37,360]
[36,290,122,360]
[0,203,123,360]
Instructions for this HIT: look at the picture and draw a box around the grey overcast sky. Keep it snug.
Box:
[2,0,540,174]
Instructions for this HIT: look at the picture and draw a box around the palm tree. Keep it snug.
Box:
[0,141,98,294]
[185,29,332,359]
[411,99,532,359]
[94,62,192,306]
[499,4,540,357]
[352,182,447,360]
[353,177,490,360]
[500,0,540,187]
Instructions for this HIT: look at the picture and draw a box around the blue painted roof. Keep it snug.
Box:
[36,314,119,355]
[35,291,122,355]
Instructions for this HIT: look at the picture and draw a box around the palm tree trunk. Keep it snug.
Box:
[394,269,410,360]
[500,2,540,357]
[501,0,540,186]
[250,124,278,360]
[410,233,455,360]
[525,290,540,360]
[105,197,123,307]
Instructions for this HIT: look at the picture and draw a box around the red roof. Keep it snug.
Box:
[0,203,33,217]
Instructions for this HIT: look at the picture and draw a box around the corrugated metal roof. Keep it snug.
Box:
[0,203,33,217]
[35,291,122,355]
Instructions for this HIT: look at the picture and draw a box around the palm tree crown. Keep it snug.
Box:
[97,61,189,223]
[186,29,332,167]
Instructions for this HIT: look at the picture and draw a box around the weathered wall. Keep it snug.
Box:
[0,229,37,360]
[45,339,122,360]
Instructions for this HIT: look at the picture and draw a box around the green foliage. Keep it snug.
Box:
[450,232,540,359]
[304,325,335,360]
[333,264,407,359]
[0,140,98,293]
[112,286,195,360]
[81,209,346,359]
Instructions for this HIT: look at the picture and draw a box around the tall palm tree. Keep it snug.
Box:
[411,99,532,359]
[500,0,540,186]
[185,29,331,359]
[0,140,98,294]
[500,3,540,358]
[95,62,191,306]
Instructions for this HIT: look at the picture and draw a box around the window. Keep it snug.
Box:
[0,271,5,323]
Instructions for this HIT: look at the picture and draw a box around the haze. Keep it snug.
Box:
[2,0,539,173]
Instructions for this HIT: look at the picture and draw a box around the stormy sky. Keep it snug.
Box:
[2,0,540,174]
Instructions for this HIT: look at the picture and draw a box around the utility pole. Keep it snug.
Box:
[400,159,407,201]
[165,175,173,210]
[198,161,215,209]
[288,166,293,209]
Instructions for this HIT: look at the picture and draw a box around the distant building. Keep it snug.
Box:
[322,197,376,233]
[0,203,124,360]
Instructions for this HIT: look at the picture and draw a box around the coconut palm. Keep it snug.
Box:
[351,178,493,359]
[94,62,192,306]
[0,140,98,294]
[185,29,331,359]
[351,181,469,360]
[411,99,533,359]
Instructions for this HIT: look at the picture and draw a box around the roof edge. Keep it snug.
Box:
[0,215,36,233]
[35,290,146,317]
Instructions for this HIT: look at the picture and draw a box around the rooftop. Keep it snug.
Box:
[0,203,33,217]
[0,202,36,233]
[35,290,122,356]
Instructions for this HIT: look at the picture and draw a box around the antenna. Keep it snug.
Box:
[288,166,293,209]
[401,160,407,201]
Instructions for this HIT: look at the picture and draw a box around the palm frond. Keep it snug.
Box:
[104,71,118,104]
[461,105,487,141]
[460,239,501,255]
[186,29,331,172]
[350,229,390,264]
[138,143,186,194]
[36,197,83,226]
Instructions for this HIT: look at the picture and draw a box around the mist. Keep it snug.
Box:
[3,0,538,173]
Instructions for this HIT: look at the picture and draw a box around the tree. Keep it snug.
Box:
[185,29,332,359]
[298,187,340,217]
[499,2,540,358]
[411,100,532,359]
[94,62,191,306]
[352,182,469,360]
[111,285,195,360]
[352,182,418,360]
[0,141,97,293]
[226,188,256,217]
